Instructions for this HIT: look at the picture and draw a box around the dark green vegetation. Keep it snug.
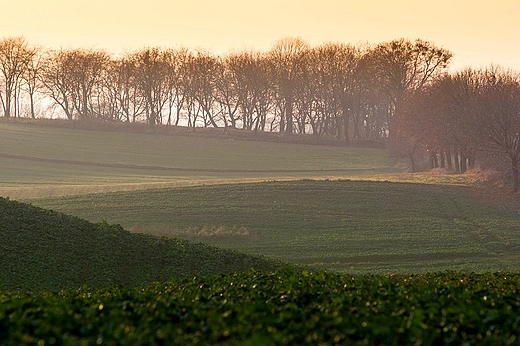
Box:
[2,270,519,345]
[0,197,282,291]
[30,180,520,274]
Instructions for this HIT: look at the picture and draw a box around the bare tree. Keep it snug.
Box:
[393,70,479,173]
[269,37,309,134]
[222,51,275,131]
[68,49,110,119]
[472,67,520,191]
[129,48,170,127]
[187,52,221,128]
[22,47,43,118]
[367,39,452,135]
[40,50,76,119]
[0,37,36,118]
[216,52,243,129]
[163,48,190,126]
[311,43,360,141]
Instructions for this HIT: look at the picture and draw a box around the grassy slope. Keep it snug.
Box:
[29,180,520,274]
[0,121,404,199]
[0,197,282,291]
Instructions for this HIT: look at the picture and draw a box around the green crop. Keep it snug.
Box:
[1,270,519,345]
[0,197,283,291]
[0,121,404,199]
[30,180,520,274]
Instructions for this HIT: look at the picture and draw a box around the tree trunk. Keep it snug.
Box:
[285,95,293,134]
[408,153,416,173]
[511,155,519,193]
[429,152,439,169]
[439,151,446,168]
[279,104,285,134]
[29,94,36,118]
[460,155,467,173]
[446,150,453,171]
[4,90,11,118]
[342,105,350,144]
[453,148,461,173]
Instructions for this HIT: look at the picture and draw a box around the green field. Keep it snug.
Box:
[3,120,520,344]
[27,180,520,274]
[0,121,402,199]
[0,196,283,291]
[2,120,519,273]
[1,191,518,343]
[3,270,520,345]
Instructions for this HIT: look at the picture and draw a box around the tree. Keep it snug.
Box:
[163,48,190,126]
[222,51,274,131]
[367,39,452,135]
[0,37,36,118]
[22,47,43,119]
[216,52,243,129]
[40,50,76,120]
[129,48,170,127]
[472,67,520,192]
[67,49,110,119]
[393,70,480,173]
[269,37,309,134]
[186,52,220,128]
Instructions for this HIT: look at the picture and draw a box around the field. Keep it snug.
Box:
[2,183,518,344]
[27,180,520,274]
[0,120,401,199]
[0,197,284,291]
[2,120,520,344]
[2,120,519,274]
[3,270,520,345]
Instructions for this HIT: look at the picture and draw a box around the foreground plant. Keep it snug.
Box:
[1,270,519,345]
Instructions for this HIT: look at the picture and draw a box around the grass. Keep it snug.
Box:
[28,179,520,274]
[3,119,520,274]
[0,120,404,199]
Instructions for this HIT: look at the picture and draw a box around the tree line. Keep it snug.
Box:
[0,36,451,142]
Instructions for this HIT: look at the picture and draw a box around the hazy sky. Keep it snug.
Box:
[1,0,519,71]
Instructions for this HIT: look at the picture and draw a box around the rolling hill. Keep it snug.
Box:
[0,196,282,291]
[0,119,405,199]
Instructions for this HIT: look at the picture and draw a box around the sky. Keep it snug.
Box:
[0,0,519,72]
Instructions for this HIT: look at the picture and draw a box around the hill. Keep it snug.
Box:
[0,197,283,291]
[0,118,405,199]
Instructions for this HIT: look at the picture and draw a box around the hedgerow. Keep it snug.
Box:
[1,269,519,345]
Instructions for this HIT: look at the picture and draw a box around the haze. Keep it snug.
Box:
[1,0,519,71]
